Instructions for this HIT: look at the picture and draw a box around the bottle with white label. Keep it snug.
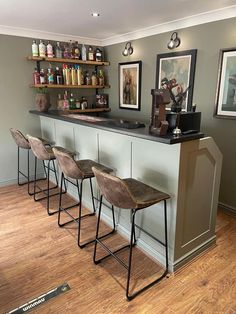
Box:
[46,41,53,58]
[32,40,39,57]
[81,44,87,61]
[39,40,46,58]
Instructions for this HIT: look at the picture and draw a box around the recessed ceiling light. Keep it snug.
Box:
[91,12,100,17]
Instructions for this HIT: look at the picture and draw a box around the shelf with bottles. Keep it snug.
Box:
[27,56,109,66]
[30,84,109,89]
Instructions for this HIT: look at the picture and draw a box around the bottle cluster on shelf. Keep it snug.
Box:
[57,91,108,110]
[33,65,105,86]
[32,39,103,62]
[58,91,88,110]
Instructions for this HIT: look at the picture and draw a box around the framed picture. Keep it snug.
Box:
[215,47,236,119]
[156,49,197,111]
[119,61,142,110]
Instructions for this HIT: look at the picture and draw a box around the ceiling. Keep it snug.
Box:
[0,0,236,45]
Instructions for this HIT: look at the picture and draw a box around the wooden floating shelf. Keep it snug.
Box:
[64,108,110,114]
[27,56,109,66]
[30,84,109,89]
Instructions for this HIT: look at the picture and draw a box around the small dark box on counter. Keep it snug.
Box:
[166,111,201,132]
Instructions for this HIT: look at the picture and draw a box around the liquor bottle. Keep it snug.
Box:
[71,67,77,85]
[91,71,98,86]
[33,68,40,85]
[81,44,87,61]
[76,65,82,85]
[98,70,105,86]
[32,40,39,57]
[55,42,62,58]
[57,94,64,109]
[39,40,46,58]
[69,93,76,110]
[69,40,75,59]
[47,68,54,84]
[74,41,80,59]
[85,71,91,85]
[95,48,102,62]
[55,67,63,85]
[40,69,46,84]
[46,41,53,58]
[63,43,70,59]
[75,98,81,109]
[81,96,88,110]
[88,46,94,61]
[63,91,69,109]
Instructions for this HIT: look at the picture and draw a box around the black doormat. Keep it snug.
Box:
[6,283,71,314]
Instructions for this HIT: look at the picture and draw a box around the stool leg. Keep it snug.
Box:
[17,146,20,185]
[93,195,103,263]
[164,199,169,270]
[77,179,84,248]
[126,201,169,301]
[89,178,96,214]
[33,156,37,200]
[58,172,64,226]
[46,159,51,215]
[126,209,136,300]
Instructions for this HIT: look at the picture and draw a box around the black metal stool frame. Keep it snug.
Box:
[17,146,47,196]
[33,157,65,216]
[93,195,169,301]
[58,172,116,248]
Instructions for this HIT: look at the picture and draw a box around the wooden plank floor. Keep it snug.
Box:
[0,183,235,313]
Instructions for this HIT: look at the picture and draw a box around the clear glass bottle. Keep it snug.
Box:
[63,91,69,109]
[55,42,62,58]
[33,68,40,85]
[39,69,46,84]
[39,40,46,58]
[81,44,87,61]
[98,70,105,86]
[32,40,39,57]
[63,43,70,59]
[74,41,80,59]
[88,46,94,61]
[55,67,63,85]
[95,48,102,62]
[91,71,98,86]
[46,41,53,58]
[47,68,54,84]
[85,71,91,85]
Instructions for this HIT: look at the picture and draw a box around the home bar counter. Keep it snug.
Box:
[30,110,222,271]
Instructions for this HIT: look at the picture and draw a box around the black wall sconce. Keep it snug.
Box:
[167,32,181,49]
[122,42,133,56]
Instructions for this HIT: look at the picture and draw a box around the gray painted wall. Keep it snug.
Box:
[104,17,236,210]
[0,35,42,185]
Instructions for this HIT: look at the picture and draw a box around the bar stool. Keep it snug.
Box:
[27,135,64,216]
[9,128,50,195]
[92,167,170,301]
[52,147,116,248]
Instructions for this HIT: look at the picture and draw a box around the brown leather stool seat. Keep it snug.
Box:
[9,128,51,195]
[27,135,67,216]
[92,167,170,301]
[52,147,115,248]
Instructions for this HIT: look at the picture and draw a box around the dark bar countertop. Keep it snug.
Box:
[29,110,204,144]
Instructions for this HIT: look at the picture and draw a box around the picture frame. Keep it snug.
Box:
[156,49,197,111]
[215,47,236,119]
[119,61,142,110]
